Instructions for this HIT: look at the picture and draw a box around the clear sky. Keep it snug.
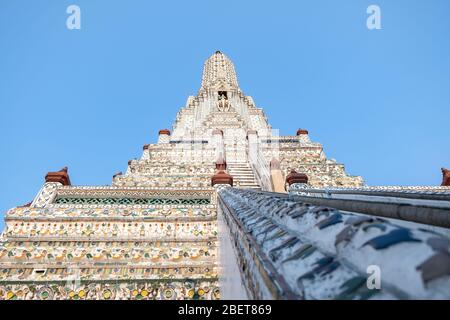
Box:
[0,0,449,230]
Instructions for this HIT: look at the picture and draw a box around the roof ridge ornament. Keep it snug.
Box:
[45,166,71,186]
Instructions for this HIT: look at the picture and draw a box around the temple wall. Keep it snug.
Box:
[0,186,219,300]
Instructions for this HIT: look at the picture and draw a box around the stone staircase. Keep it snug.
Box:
[227,162,261,190]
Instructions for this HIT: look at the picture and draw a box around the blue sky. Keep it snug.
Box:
[0,0,449,230]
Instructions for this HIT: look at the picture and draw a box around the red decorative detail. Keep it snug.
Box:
[143,144,149,150]
[211,170,233,187]
[296,129,309,135]
[285,170,308,185]
[128,160,132,166]
[442,168,450,186]
[45,167,71,186]
[158,129,171,135]
[212,129,223,136]
[216,154,227,170]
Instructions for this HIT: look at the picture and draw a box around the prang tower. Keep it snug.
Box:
[115,51,363,190]
[0,51,362,300]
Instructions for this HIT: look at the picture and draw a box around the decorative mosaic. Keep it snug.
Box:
[5,220,217,239]
[6,207,216,219]
[53,197,211,206]
[0,281,220,300]
[0,241,217,264]
[0,266,217,282]
[31,182,59,207]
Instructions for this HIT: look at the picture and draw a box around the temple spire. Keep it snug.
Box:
[199,51,239,93]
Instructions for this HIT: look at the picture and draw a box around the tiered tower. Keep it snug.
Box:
[0,51,362,300]
[114,51,363,190]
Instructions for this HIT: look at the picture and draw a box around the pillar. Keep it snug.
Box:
[212,129,224,161]
[158,129,171,144]
[269,158,285,193]
[247,130,258,162]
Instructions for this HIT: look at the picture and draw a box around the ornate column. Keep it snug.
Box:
[269,158,285,193]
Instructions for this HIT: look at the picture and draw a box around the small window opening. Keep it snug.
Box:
[218,91,228,99]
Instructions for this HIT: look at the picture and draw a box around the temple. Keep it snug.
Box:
[0,51,449,300]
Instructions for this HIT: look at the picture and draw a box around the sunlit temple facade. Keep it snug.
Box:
[1,52,449,300]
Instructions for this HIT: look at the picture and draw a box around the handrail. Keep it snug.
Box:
[217,187,450,299]
[218,190,300,299]
[247,145,272,191]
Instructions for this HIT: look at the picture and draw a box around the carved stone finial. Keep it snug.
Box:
[211,170,233,187]
[45,167,71,186]
[285,170,308,186]
[441,168,450,186]
[296,129,309,135]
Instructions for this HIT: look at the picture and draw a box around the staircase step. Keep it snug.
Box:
[226,162,260,189]
[230,172,254,175]
[230,175,255,178]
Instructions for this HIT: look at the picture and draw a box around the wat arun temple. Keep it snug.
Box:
[0,51,449,300]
